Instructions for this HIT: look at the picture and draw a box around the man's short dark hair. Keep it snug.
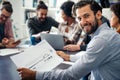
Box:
[73,0,102,16]
[1,5,13,13]
[60,1,74,17]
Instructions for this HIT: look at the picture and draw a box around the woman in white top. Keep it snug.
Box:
[58,1,82,44]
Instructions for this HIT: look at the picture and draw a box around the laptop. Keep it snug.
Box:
[40,33,65,50]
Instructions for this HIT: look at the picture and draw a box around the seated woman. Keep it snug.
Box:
[110,2,120,34]
[58,1,82,44]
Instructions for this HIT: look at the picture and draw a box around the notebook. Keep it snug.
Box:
[40,33,65,50]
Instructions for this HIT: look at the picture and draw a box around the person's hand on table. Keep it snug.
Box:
[56,51,70,61]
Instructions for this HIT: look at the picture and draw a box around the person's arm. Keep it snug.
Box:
[35,37,109,80]
[5,40,20,48]
[27,18,39,35]
[64,44,80,51]
[56,51,70,61]
[0,38,13,49]
[63,34,91,51]
[57,50,86,62]
[49,17,59,28]
[17,68,36,80]
[70,51,85,62]
[0,39,20,48]
[4,19,14,40]
[17,37,109,80]
[16,51,84,79]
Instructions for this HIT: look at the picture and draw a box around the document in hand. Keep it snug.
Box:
[10,40,64,71]
[0,48,23,56]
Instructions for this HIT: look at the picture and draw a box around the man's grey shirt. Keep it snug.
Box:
[36,23,120,80]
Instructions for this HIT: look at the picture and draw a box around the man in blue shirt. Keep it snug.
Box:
[17,1,120,80]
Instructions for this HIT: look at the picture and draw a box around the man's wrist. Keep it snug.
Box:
[64,54,70,61]
[31,71,37,80]
[76,45,80,50]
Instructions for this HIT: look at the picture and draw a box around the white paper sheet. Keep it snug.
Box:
[10,40,63,71]
[0,48,23,56]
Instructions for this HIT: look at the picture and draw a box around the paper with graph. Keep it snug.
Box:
[11,40,63,71]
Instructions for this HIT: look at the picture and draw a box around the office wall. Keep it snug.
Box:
[9,0,24,25]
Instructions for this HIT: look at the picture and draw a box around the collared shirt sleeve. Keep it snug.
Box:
[35,36,109,80]
[36,71,44,80]
[70,51,85,62]
[4,19,14,39]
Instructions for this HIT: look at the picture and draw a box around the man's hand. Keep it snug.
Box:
[56,51,70,61]
[64,44,80,51]
[5,40,21,48]
[2,38,9,45]
[17,68,36,80]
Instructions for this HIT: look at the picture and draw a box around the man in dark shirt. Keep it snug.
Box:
[27,1,59,45]
[27,16,59,35]
[100,0,110,8]
[27,1,59,35]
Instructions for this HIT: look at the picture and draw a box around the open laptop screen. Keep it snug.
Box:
[41,33,65,50]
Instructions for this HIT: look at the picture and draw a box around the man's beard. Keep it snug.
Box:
[39,17,46,23]
[82,18,98,34]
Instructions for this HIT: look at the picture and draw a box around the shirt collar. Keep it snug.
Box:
[91,22,108,39]
[62,21,77,28]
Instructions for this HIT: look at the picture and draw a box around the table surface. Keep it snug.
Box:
[0,56,20,80]
[0,49,78,80]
